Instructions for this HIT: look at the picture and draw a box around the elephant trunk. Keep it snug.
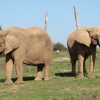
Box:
[0,42,5,54]
[99,38,100,47]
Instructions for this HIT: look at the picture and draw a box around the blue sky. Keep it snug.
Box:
[0,0,100,46]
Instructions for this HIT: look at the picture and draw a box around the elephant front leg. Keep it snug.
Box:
[77,55,84,78]
[5,55,13,84]
[15,60,23,84]
[87,54,96,78]
[71,59,77,76]
[34,65,43,81]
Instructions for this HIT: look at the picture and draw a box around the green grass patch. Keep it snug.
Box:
[0,51,100,100]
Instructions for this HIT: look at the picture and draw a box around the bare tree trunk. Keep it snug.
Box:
[74,5,80,30]
[44,12,48,32]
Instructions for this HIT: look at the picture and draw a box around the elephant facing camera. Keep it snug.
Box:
[67,27,100,78]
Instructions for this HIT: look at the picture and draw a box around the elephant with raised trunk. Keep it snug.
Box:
[0,27,53,84]
[67,27,100,77]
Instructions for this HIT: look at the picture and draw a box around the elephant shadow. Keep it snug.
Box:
[55,71,77,77]
[0,76,35,83]
[55,72,100,78]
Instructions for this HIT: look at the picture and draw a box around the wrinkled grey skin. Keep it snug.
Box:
[67,27,100,77]
[0,27,53,84]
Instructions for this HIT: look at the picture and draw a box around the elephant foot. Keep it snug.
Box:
[71,71,77,76]
[4,79,13,85]
[76,74,84,79]
[34,77,42,81]
[86,73,95,78]
[15,79,24,84]
[44,77,50,80]
[83,72,88,77]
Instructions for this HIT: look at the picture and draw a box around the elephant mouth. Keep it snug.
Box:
[0,51,5,56]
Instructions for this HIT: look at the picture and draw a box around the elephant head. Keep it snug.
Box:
[0,30,7,54]
[87,27,100,46]
[5,34,20,54]
[0,29,20,55]
[74,27,100,47]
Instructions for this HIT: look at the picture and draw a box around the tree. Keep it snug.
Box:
[53,43,66,51]
[0,25,2,30]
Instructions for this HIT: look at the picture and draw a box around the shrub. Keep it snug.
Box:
[0,25,2,30]
[53,43,66,51]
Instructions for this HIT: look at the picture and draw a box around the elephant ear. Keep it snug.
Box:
[75,30,91,47]
[5,35,20,54]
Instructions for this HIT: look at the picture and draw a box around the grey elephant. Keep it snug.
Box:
[67,27,100,77]
[0,27,53,84]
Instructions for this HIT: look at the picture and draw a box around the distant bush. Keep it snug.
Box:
[0,25,2,30]
[53,43,67,51]
[96,48,100,53]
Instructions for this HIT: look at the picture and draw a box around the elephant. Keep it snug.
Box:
[67,27,100,77]
[0,26,53,84]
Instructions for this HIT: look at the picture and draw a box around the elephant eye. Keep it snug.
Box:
[0,42,3,47]
[95,34,98,37]
[0,43,2,47]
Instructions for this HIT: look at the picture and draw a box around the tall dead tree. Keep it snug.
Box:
[74,5,80,30]
[44,12,48,32]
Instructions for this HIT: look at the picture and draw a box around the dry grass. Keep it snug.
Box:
[53,57,70,62]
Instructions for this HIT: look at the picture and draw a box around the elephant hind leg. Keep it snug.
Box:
[89,55,95,73]
[34,64,44,81]
[76,55,84,78]
[44,63,51,80]
[83,59,88,76]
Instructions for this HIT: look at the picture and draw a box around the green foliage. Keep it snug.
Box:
[0,51,100,100]
[53,42,67,51]
[0,25,2,30]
